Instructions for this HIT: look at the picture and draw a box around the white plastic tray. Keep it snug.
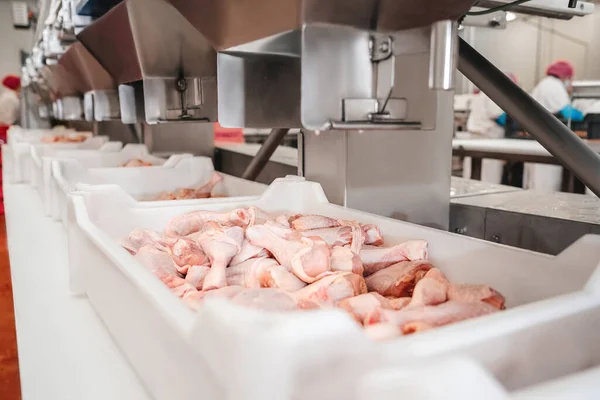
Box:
[359,304,600,400]
[29,141,124,209]
[3,131,106,184]
[71,176,600,400]
[33,143,192,215]
[52,156,266,227]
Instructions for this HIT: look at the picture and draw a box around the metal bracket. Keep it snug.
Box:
[335,34,420,129]
[176,77,192,120]
[369,35,394,62]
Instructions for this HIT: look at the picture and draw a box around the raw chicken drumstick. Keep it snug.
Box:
[170,237,209,274]
[195,223,244,290]
[246,224,332,283]
[372,301,499,336]
[121,229,174,255]
[294,272,367,304]
[134,245,196,298]
[360,240,429,276]
[365,260,434,298]
[226,258,306,292]
[166,208,252,237]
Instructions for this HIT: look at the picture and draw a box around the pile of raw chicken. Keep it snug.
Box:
[122,207,505,341]
[153,173,226,201]
[40,134,88,143]
[120,158,154,168]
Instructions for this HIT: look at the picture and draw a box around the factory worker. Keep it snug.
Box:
[526,61,584,192]
[531,61,583,121]
[463,73,517,184]
[0,75,21,140]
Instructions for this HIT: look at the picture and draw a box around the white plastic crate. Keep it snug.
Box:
[71,176,600,400]
[52,156,266,227]
[32,143,192,215]
[3,128,105,184]
[29,141,124,207]
[359,303,600,400]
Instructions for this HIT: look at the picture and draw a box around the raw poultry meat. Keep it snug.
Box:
[121,229,173,255]
[195,223,244,290]
[40,134,87,143]
[448,284,506,310]
[294,272,367,304]
[360,240,429,275]
[170,237,209,274]
[122,208,505,340]
[166,208,252,237]
[337,292,393,324]
[153,173,225,201]
[365,260,434,298]
[230,239,271,266]
[372,301,499,335]
[185,265,211,289]
[226,258,306,292]
[134,245,196,298]
[329,246,364,275]
[246,225,332,283]
[120,158,153,168]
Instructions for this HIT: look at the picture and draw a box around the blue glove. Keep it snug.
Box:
[495,113,507,126]
[559,105,584,122]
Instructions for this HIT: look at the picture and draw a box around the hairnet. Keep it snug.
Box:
[2,75,21,91]
[546,61,574,80]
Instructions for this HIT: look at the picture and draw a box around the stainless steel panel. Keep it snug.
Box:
[484,209,527,249]
[217,53,301,128]
[58,42,116,92]
[172,0,475,50]
[521,215,593,256]
[143,77,217,124]
[77,0,217,82]
[145,123,214,157]
[449,203,485,239]
[118,82,145,124]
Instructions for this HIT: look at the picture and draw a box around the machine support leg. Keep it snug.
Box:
[242,128,290,181]
[458,38,600,197]
[471,157,482,181]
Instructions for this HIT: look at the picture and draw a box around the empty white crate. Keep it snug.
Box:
[52,156,266,225]
[71,176,600,400]
[3,127,105,184]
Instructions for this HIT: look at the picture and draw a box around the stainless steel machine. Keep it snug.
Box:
[20,0,600,238]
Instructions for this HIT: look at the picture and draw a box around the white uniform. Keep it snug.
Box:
[0,89,20,125]
[464,93,505,184]
[526,76,570,193]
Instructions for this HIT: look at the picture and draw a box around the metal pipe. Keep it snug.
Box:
[429,20,458,91]
[242,128,289,181]
[458,37,600,197]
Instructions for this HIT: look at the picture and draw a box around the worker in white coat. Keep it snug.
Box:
[464,73,517,184]
[526,61,584,192]
[0,75,21,129]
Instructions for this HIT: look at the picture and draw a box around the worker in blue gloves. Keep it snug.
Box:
[531,60,583,122]
[465,72,518,184]
[525,60,584,192]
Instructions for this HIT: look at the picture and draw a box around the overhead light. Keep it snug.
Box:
[506,12,517,22]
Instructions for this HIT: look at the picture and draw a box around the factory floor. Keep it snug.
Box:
[0,215,21,399]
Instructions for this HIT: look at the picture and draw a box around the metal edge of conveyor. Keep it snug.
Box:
[457,37,600,197]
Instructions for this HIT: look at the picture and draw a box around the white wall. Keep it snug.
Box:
[461,8,600,93]
[0,1,34,79]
